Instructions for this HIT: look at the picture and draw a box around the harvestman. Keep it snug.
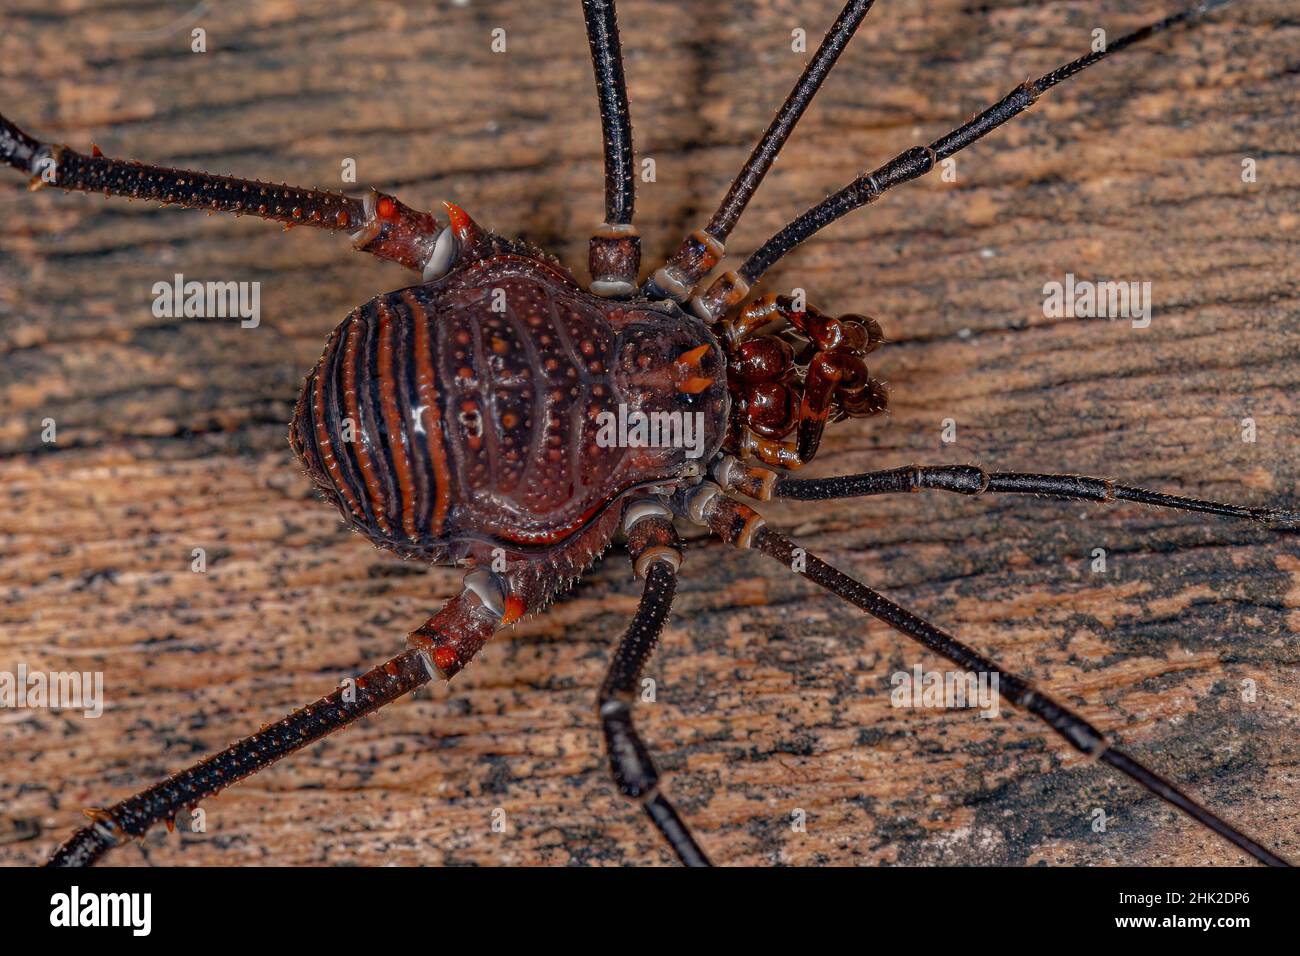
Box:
[0,0,1292,866]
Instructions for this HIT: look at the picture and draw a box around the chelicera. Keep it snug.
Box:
[2,0,1292,867]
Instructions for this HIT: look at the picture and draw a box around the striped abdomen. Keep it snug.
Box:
[290,256,728,560]
[292,287,451,552]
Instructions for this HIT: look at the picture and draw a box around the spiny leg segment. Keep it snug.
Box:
[582,0,642,296]
[680,484,1290,866]
[45,591,505,867]
[47,649,431,867]
[691,0,1236,319]
[0,112,448,275]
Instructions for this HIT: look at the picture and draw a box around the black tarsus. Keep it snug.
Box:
[771,464,1299,528]
[735,1,1236,286]
[745,522,1289,867]
[706,0,879,242]
[643,0,878,301]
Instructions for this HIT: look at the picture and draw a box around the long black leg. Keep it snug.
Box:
[47,649,431,867]
[683,485,1290,866]
[692,0,1235,318]
[47,589,501,867]
[582,0,642,296]
[647,0,879,301]
[0,112,448,274]
[601,502,711,866]
[725,461,1299,528]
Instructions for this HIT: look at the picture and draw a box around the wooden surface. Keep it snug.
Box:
[1,0,1297,866]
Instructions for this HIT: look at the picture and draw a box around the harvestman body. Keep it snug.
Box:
[1,0,1293,866]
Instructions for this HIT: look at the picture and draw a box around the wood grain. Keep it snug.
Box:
[1,0,1297,866]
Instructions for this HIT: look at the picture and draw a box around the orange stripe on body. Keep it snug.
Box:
[311,358,364,522]
[406,290,452,535]
[343,314,392,535]
[376,299,419,540]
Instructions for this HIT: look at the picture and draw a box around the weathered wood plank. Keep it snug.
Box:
[1,0,1297,866]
